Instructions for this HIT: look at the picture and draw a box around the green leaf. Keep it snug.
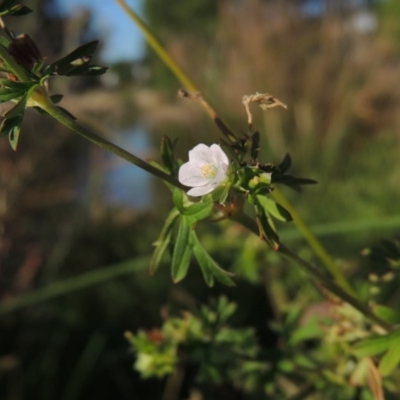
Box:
[4,92,27,118]
[44,41,104,76]
[0,80,36,103]
[0,88,26,102]
[288,317,323,346]
[374,305,400,324]
[2,114,23,149]
[191,231,235,287]
[183,202,213,222]
[150,208,180,274]
[257,195,292,222]
[253,197,280,249]
[353,329,400,358]
[379,339,400,377]
[171,216,191,282]
[1,94,27,150]
[172,189,184,213]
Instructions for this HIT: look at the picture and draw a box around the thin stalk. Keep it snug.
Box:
[0,257,149,315]
[115,0,355,296]
[116,0,198,93]
[272,188,356,296]
[230,210,392,331]
[38,96,184,189]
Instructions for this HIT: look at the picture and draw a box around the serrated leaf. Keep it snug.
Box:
[374,305,400,324]
[257,195,292,222]
[150,208,180,274]
[379,339,400,377]
[191,231,235,287]
[171,216,191,282]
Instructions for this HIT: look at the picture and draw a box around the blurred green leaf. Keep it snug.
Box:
[353,329,400,357]
[379,339,400,377]
[288,317,323,346]
[374,305,400,324]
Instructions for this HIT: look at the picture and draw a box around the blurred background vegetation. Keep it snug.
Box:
[1,0,400,399]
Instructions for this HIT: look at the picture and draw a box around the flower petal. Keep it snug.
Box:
[210,144,229,167]
[187,184,215,197]
[188,144,213,164]
[179,161,211,187]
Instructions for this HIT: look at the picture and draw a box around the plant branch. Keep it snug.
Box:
[38,97,184,189]
[272,188,356,297]
[230,210,392,331]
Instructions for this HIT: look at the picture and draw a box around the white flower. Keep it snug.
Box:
[179,144,229,197]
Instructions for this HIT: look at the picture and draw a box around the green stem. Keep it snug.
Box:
[231,210,392,331]
[115,0,355,296]
[272,188,356,297]
[39,96,184,189]
[116,0,198,93]
[0,257,149,315]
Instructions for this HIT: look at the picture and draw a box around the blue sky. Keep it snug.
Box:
[55,0,145,63]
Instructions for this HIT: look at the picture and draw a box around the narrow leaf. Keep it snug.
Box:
[172,189,185,213]
[257,195,292,222]
[150,208,180,274]
[184,202,213,222]
[0,88,26,102]
[2,115,23,149]
[353,329,400,357]
[45,41,99,75]
[171,216,191,282]
[191,231,235,287]
[379,340,400,377]
[374,305,400,324]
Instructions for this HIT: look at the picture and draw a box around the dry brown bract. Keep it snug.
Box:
[242,92,287,129]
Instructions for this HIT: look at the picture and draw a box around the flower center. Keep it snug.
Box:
[200,163,217,179]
